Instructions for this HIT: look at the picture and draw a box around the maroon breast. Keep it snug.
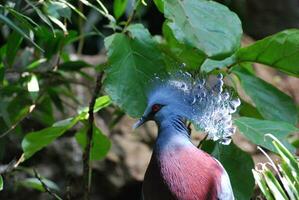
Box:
[142,146,223,200]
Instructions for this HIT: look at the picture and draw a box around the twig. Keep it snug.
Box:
[0,105,36,138]
[122,0,141,32]
[33,169,63,200]
[82,72,104,200]
[0,154,25,174]
[197,134,208,149]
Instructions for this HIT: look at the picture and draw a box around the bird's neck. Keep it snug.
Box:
[154,115,192,153]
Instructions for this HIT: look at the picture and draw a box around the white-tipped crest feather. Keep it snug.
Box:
[147,71,240,144]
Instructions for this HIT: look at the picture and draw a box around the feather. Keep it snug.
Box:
[146,71,240,144]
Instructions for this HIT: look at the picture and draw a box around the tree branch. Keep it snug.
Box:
[82,72,104,200]
[33,169,63,200]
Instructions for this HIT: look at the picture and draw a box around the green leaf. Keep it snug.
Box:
[280,162,299,198]
[22,116,80,159]
[269,135,299,177]
[234,117,297,153]
[201,54,237,72]
[237,29,299,76]
[27,58,47,70]
[234,68,297,124]
[113,0,128,19]
[78,95,111,119]
[6,31,23,67]
[0,14,43,51]
[202,142,255,200]
[7,7,39,28]
[0,175,3,191]
[57,0,86,20]
[164,0,242,59]
[25,0,55,36]
[153,0,164,13]
[18,177,59,192]
[48,15,68,34]
[263,168,289,200]
[162,22,205,70]
[239,101,263,119]
[75,125,111,160]
[252,170,274,200]
[58,60,91,71]
[45,1,72,20]
[104,24,168,117]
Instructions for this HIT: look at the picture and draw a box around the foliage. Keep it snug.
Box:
[252,134,299,200]
[0,0,298,199]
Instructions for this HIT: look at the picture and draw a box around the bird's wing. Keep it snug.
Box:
[217,166,235,200]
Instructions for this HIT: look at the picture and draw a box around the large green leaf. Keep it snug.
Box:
[200,29,299,76]
[104,24,168,117]
[162,22,205,70]
[164,0,242,59]
[75,125,111,161]
[234,117,297,153]
[237,29,299,76]
[22,117,80,159]
[202,142,255,200]
[234,68,297,124]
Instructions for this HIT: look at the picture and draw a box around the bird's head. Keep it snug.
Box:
[133,72,240,144]
[133,81,193,128]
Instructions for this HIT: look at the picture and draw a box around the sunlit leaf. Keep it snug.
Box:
[234,117,297,153]
[27,74,39,93]
[104,24,168,117]
[252,170,274,200]
[264,168,289,200]
[164,0,242,59]
[237,29,299,76]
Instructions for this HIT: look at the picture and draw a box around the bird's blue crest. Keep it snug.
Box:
[146,71,240,144]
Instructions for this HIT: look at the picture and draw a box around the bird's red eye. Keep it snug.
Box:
[152,104,161,112]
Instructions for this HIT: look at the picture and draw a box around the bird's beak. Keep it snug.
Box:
[133,116,147,129]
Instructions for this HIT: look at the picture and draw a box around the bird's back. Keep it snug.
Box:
[142,143,233,200]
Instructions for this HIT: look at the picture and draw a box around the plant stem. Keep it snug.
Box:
[33,169,63,200]
[82,72,104,200]
[123,0,141,32]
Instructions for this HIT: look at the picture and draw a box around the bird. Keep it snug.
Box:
[133,73,240,200]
